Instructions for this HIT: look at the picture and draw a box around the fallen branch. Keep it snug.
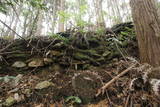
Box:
[0,19,40,53]
[96,63,137,97]
[124,93,131,107]
[0,42,14,53]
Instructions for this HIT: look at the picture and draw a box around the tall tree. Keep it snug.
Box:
[94,0,105,29]
[51,0,59,33]
[58,0,65,32]
[130,0,160,66]
[34,10,43,36]
[10,3,22,38]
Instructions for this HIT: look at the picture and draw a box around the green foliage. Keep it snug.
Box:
[79,3,88,15]
[0,4,8,14]
[65,0,89,29]
[0,0,27,14]
[65,96,82,104]
[157,2,160,8]
[120,31,129,36]
[0,0,15,14]
[96,28,105,35]
[106,36,122,47]
[29,0,47,9]
[49,34,69,44]
[0,0,47,14]
[75,19,88,28]
[120,27,135,38]
[102,10,108,16]
[22,9,30,16]
[75,0,88,28]
[58,11,71,23]
[125,27,133,32]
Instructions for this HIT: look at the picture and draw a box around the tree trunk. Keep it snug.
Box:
[22,13,29,37]
[58,0,65,32]
[51,0,59,33]
[130,0,160,67]
[35,11,43,36]
[94,0,105,29]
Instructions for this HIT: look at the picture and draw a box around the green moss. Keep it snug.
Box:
[102,51,111,57]
[74,52,90,60]
[12,54,28,57]
[96,57,105,63]
[121,41,128,47]
[76,49,101,58]
[50,34,69,44]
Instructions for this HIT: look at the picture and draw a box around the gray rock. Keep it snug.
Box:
[12,61,26,68]
[23,89,32,97]
[28,59,44,67]
[4,96,16,107]
[14,93,24,102]
[72,71,102,103]
[53,42,64,48]
[35,81,54,90]
[3,76,11,83]
[43,58,53,65]
[0,100,2,107]
[14,74,23,86]
[0,76,15,83]
[11,74,23,87]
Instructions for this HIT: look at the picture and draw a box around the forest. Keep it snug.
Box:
[0,0,160,107]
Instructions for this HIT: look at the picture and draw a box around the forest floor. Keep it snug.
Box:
[0,22,159,107]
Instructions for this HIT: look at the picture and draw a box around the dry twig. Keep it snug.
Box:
[124,93,131,107]
[0,19,41,54]
[96,63,137,97]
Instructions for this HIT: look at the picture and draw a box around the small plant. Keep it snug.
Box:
[65,96,82,104]
[96,27,105,35]
[58,11,71,23]
[49,34,69,44]
[120,31,129,36]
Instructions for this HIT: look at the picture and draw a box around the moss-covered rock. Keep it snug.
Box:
[35,81,54,90]
[28,58,44,67]
[74,52,91,61]
[4,96,16,107]
[72,71,102,103]
[12,61,26,68]
[0,22,137,70]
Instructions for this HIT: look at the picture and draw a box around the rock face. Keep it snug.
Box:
[0,22,137,71]
[72,71,103,103]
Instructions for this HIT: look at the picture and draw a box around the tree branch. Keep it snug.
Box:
[0,19,40,53]
[96,63,137,97]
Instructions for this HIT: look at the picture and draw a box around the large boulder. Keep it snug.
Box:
[72,71,103,103]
